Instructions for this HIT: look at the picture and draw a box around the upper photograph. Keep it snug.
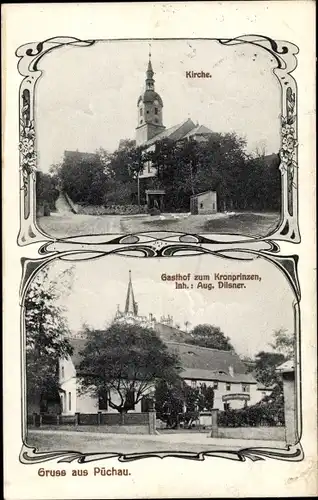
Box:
[30,38,292,239]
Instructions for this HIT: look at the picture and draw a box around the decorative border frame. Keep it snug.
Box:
[15,34,303,465]
[19,247,303,464]
[16,35,300,248]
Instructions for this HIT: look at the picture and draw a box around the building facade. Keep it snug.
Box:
[59,272,264,416]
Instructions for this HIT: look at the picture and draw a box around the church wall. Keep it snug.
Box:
[136,122,165,146]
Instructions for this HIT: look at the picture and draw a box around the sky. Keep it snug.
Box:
[36,39,281,172]
[41,253,295,358]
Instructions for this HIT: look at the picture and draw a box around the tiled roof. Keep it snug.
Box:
[68,338,257,384]
[166,342,257,383]
[181,368,257,384]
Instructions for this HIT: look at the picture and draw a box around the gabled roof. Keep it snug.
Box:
[144,118,196,147]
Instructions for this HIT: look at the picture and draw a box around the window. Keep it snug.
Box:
[140,108,143,116]
[60,393,64,412]
[155,107,158,115]
[155,118,158,123]
[98,392,108,411]
[213,381,218,390]
[226,383,231,391]
[146,110,149,114]
[224,403,230,411]
[242,384,250,392]
[61,366,64,378]
[200,202,204,209]
[213,203,216,210]
[140,119,143,124]
[68,392,72,411]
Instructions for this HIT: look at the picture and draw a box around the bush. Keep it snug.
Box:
[218,401,284,428]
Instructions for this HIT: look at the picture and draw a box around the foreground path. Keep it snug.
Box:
[37,214,124,238]
[27,429,286,455]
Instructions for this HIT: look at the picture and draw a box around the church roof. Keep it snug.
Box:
[144,118,197,147]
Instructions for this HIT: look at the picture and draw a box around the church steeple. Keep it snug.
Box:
[124,270,138,316]
[136,48,165,145]
[146,50,154,89]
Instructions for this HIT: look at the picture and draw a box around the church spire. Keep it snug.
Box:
[146,44,154,80]
[124,270,138,316]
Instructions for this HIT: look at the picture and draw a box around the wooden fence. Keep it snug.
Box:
[28,411,156,435]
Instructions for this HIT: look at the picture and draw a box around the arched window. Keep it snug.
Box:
[140,108,143,116]
[155,107,158,115]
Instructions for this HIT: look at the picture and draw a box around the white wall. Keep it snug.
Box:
[59,358,152,414]
[184,378,260,411]
[197,191,217,214]
[59,357,77,415]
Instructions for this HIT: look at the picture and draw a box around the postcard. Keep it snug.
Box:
[3,2,317,499]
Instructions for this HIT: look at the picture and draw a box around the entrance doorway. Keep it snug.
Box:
[145,189,165,212]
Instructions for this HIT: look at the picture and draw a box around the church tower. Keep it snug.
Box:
[136,52,165,145]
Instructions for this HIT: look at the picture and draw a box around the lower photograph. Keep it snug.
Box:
[22,251,300,460]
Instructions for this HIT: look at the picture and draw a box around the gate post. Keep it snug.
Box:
[210,409,219,438]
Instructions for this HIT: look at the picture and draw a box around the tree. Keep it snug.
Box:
[36,171,59,214]
[58,152,110,205]
[24,266,74,412]
[254,351,286,387]
[78,323,181,413]
[187,324,234,351]
[155,380,215,428]
[270,328,294,360]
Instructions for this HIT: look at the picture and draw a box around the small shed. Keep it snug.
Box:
[190,191,217,215]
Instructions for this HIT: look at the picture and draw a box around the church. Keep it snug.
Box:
[135,54,217,213]
[58,272,266,417]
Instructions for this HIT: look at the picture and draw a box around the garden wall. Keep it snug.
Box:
[76,204,147,216]
[218,426,286,441]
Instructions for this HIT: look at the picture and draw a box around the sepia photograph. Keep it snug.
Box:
[32,39,284,240]
[24,254,298,458]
